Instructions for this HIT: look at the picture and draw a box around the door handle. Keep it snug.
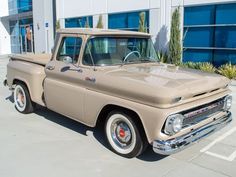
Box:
[46,65,55,70]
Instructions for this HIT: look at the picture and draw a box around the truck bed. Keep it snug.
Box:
[10,53,52,66]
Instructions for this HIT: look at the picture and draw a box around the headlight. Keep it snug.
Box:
[224,95,232,111]
[164,114,184,135]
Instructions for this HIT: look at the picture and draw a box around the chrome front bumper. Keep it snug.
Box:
[153,112,232,155]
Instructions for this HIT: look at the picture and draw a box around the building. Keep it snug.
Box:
[0,0,236,66]
[0,0,55,55]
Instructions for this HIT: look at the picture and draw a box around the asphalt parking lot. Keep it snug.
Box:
[0,56,236,177]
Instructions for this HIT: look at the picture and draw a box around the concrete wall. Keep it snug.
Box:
[33,0,54,53]
[57,0,162,18]
[0,0,11,55]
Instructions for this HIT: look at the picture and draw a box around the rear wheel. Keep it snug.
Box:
[105,111,147,158]
[14,83,35,114]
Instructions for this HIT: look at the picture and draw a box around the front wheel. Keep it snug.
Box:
[105,111,147,158]
[14,83,35,114]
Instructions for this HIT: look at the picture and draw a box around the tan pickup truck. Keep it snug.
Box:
[4,28,232,158]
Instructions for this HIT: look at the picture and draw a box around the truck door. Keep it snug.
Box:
[44,34,86,122]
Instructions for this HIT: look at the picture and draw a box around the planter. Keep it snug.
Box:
[230,79,236,86]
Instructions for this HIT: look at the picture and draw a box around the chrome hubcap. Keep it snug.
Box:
[111,119,132,148]
[16,88,25,108]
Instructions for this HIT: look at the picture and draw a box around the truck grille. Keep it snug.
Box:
[182,97,225,127]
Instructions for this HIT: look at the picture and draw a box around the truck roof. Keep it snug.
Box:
[57,28,151,37]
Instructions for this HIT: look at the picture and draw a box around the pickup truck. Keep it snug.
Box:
[4,28,232,158]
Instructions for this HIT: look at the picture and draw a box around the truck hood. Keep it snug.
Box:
[96,63,230,108]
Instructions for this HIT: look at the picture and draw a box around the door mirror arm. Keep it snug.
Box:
[60,65,83,73]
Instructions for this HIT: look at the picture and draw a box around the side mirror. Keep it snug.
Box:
[63,56,73,65]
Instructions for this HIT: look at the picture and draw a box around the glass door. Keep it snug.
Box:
[20,24,34,53]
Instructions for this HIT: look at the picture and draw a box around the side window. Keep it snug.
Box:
[57,37,82,64]
[82,38,115,66]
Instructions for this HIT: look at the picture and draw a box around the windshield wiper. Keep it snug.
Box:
[140,58,157,63]
[120,58,157,67]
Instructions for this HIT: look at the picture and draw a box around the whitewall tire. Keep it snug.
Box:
[105,111,147,158]
[14,83,35,114]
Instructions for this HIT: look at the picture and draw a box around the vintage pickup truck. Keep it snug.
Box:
[4,28,232,158]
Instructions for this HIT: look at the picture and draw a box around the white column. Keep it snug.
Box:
[59,18,65,29]
[156,0,172,52]
[33,0,54,53]
[0,0,11,55]
[149,8,160,50]
[155,0,183,52]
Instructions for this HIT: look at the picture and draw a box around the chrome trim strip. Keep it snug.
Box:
[153,112,232,155]
[184,100,224,119]
[182,97,225,127]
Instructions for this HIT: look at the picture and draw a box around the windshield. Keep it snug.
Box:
[82,37,158,66]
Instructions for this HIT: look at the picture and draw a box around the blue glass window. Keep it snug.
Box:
[108,11,149,32]
[65,16,93,28]
[127,12,140,30]
[215,27,236,48]
[108,14,127,29]
[183,49,213,63]
[216,4,236,24]
[184,27,214,47]
[18,0,32,13]
[8,0,32,15]
[19,18,33,25]
[184,5,215,26]
[57,37,83,64]
[183,3,236,66]
[214,50,236,66]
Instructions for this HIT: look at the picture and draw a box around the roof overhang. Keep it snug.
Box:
[0,11,32,21]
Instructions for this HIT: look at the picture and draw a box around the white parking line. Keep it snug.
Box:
[200,127,236,162]
[200,127,236,152]
[205,150,236,162]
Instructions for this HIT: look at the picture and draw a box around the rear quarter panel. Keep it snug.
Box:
[7,60,46,106]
